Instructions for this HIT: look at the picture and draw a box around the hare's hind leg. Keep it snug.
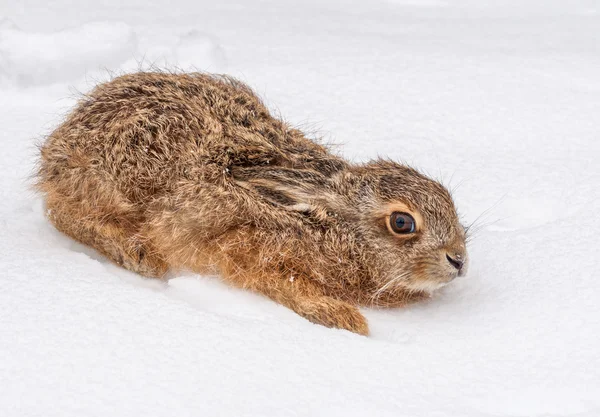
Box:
[44,191,168,278]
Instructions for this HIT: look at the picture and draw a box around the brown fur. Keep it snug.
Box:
[36,71,467,335]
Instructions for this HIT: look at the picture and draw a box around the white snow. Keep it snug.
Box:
[1,0,599,416]
[0,21,138,87]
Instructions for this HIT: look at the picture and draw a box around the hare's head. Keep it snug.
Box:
[347,160,468,295]
[233,159,467,296]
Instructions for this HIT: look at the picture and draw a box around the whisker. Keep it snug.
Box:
[466,192,508,235]
[370,270,411,304]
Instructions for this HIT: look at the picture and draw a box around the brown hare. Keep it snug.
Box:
[37,72,467,335]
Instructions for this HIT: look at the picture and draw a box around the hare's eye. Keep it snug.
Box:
[390,212,416,234]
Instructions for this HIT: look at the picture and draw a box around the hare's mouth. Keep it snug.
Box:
[404,264,463,293]
[406,276,453,293]
[408,251,468,292]
[372,261,462,299]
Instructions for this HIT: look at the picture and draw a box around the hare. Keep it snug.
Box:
[37,72,467,335]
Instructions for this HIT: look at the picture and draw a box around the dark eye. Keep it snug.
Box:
[389,212,416,234]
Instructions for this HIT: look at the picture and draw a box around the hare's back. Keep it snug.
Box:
[40,72,339,202]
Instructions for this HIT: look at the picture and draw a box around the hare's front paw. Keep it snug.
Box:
[298,297,369,336]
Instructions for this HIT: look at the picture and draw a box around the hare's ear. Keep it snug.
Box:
[232,167,323,212]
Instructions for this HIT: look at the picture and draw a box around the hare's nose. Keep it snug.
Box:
[446,253,464,271]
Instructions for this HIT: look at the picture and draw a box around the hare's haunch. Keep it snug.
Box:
[37,72,467,335]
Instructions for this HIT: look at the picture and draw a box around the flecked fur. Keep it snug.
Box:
[36,72,467,335]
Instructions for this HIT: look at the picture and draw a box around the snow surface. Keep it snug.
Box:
[1,0,599,416]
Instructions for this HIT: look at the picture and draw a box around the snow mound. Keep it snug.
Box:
[173,30,227,71]
[0,21,137,87]
[120,30,227,73]
[0,20,226,89]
